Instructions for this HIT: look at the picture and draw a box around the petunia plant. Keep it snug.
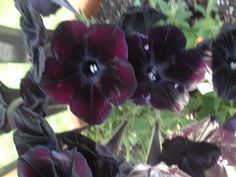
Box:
[1,0,236,176]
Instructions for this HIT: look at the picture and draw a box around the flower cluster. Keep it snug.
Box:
[42,7,206,124]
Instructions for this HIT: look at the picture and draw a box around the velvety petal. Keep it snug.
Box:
[100,60,137,105]
[120,6,166,34]
[127,32,152,82]
[52,20,88,63]
[131,83,151,105]
[86,24,128,62]
[18,146,92,177]
[223,115,236,132]
[213,66,236,100]
[52,149,93,177]
[150,82,189,112]
[69,85,112,124]
[165,49,206,90]
[149,25,186,60]
[43,57,78,104]
[212,28,236,70]
[18,146,55,177]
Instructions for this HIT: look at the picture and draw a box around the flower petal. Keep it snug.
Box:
[149,25,186,60]
[165,49,206,90]
[131,83,151,105]
[43,57,78,104]
[52,20,88,63]
[28,0,60,16]
[120,6,166,34]
[100,61,137,105]
[86,24,128,62]
[18,146,92,177]
[127,32,152,83]
[69,85,112,124]
[150,82,189,112]
[223,115,236,132]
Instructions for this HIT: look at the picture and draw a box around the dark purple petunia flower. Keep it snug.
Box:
[15,0,60,16]
[18,145,92,177]
[120,6,166,35]
[212,28,236,102]
[158,136,221,177]
[43,20,137,124]
[127,25,206,111]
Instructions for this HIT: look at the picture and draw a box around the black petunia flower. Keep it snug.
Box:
[158,136,221,177]
[42,20,137,124]
[127,25,206,111]
[212,28,236,102]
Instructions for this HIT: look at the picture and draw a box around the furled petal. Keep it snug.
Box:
[15,0,60,16]
[43,57,78,104]
[18,146,92,177]
[150,82,189,112]
[149,25,186,61]
[86,24,128,63]
[100,60,137,105]
[52,21,88,63]
[213,66,236,100]
[165,49,206,90]
[69,86,112,124]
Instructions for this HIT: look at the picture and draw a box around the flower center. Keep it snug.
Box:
[82,60,99,76]
[174,83,184,93]
[144,44,149,51]
[147,66,160,82]
[230,61,236,70]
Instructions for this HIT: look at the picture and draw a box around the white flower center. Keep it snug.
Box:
[89,63,98,74]
[230,62,236,70]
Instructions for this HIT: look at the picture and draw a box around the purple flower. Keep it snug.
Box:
[43,20,137,124]
[169,118,236,177]
[158,136,221,177]
[18,146,92,177]
[127,25,206,111]
[212,28,236,102]
[15,0,60,16]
